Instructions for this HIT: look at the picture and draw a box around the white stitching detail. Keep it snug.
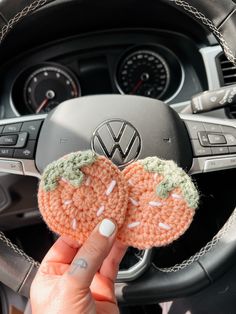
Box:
[169,0,236,65]
[0,231,40,267]
[0,0,50,43]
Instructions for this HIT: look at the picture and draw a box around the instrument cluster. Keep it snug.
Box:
[11,45,183,115]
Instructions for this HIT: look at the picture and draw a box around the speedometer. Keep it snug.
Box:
[116,50,170,99]
[24,65,80,113]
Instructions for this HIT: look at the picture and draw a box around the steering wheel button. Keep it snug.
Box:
[0,148,14,158]
[229,146,236,153]
[0,160,23,175]
[21,120,43,140]
[13,141,36,159]
[208,134,227,145]
[225,134,236,146]
[15,132,28,148]
[191,140,212,156]
[204,123,222,133]
[204,157,236,172]
[0,135,18,146]
[3,123,22,133]
[221,125,236,137]
[184,121,205,139]
[204,159,221,172]
[198,131,210,146]
[211,146,229,155]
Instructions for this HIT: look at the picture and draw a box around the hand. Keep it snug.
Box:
[30,219,127,314]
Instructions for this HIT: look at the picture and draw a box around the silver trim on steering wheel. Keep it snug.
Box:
[117,249,152,281]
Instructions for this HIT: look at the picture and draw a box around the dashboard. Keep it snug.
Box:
[1,26,209,117]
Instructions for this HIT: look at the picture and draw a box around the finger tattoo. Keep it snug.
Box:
[69,258,88,275]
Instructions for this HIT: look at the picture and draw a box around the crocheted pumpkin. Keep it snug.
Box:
[117,157,199,249]
[38,150,129,244]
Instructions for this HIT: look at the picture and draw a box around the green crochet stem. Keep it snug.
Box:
[42,150,98,192]
[140,157,199,209]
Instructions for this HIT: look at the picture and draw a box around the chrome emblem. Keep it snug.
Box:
[91,119,141,167]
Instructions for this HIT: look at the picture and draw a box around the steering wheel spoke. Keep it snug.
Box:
[0,114,46,178]
[117,249,153,282]
[181,114,236,174]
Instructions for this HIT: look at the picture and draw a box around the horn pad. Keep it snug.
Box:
[36,95,192,172]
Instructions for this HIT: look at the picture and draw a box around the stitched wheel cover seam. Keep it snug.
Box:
[155,207,236,272]
[0,0,50,43]
[169,0,236,65]
[0,231,40,268]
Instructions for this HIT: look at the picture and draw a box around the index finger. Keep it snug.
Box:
[99,241,128,281]
[41,236,80,266]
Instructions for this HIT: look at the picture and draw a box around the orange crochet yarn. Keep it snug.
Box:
[38,151,128,244]
[38,151,199,249]
[117,159,198,249]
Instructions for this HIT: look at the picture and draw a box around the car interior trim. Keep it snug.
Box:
[163,50,185,104]
[199,45,222,90]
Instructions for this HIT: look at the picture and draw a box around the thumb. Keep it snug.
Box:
[64,219,117,289]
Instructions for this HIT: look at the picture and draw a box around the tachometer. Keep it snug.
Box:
[116,50,170,99]
[24,65,80,113]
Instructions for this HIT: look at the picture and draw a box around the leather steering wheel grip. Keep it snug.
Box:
[0,231,39,298]
[167,0,236,64]
[0,0,236,65]
[117,209,236,304]
[0,0,55,42]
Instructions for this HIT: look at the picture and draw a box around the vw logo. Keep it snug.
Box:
[91,119,141,167]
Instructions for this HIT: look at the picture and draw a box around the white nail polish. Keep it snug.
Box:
[99,219,116,237]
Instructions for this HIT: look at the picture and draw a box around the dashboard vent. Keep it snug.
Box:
[218,53,236,118]
[229,104,236,118]
[219,53,236,86]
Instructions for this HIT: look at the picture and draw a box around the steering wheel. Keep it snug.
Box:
[1,0,236,305]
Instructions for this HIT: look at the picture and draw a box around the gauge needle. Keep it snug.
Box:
[36,98,49,114]
[130,79,143,95]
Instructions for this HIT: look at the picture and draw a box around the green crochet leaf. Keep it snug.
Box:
[41,150,98,192]
[140,157,199,209]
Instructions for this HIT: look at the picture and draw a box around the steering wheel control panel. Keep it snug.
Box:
[185,119,236,173]
[185,120,236,156]
[0,120,43,159]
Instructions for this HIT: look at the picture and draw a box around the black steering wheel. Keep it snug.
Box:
[1,0,236,305]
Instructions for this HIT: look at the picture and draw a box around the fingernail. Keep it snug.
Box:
[99,219,116,237]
